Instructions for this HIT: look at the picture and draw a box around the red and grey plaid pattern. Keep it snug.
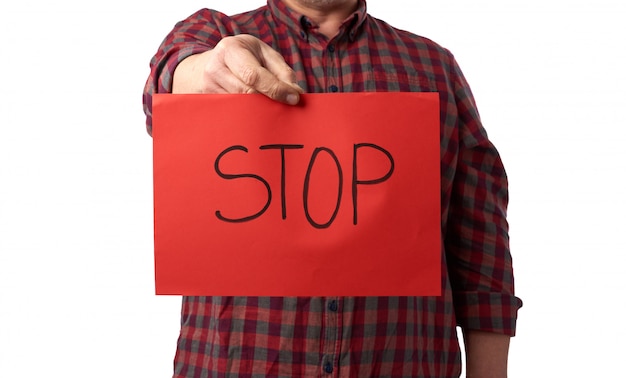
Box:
[143,1,522,376]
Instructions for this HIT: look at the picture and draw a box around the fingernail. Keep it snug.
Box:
[286,94,299,105]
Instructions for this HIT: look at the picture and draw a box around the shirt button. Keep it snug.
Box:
[328,300,338,312]
[328,44,335,53]
[329,85,338,92]
[300,31,306,39]
[324,362,333,374]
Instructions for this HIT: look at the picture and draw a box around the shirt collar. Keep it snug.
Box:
[267,0,367,42]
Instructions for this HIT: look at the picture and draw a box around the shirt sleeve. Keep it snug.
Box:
[142,10,232,136]
[444,57,522,336]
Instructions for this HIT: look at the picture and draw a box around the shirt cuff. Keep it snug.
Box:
[454,291,523,336]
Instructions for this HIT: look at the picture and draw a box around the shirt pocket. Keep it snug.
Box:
[369,65,437,92]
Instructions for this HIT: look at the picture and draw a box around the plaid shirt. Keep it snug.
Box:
[143,1,522,377]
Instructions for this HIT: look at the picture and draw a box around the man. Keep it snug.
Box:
[143,0,522,377]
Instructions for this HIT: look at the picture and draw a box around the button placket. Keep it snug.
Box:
[324,39,339,93]
[321,297,339,376]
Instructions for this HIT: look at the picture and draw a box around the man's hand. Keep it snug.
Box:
[172,34,303,105]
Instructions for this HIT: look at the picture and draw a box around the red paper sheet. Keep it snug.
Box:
[153,93,441,296]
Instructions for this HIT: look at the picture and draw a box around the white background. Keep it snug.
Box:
[1,0,624,376]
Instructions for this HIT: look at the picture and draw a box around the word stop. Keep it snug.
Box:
[214,143,395,229]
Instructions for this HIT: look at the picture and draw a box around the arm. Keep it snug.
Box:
[142,10,302,135]
[463,330,510,378]
[442,55,522,374]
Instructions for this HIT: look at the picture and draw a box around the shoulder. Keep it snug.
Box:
[365,15,454,62]
[176,6,270,34]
